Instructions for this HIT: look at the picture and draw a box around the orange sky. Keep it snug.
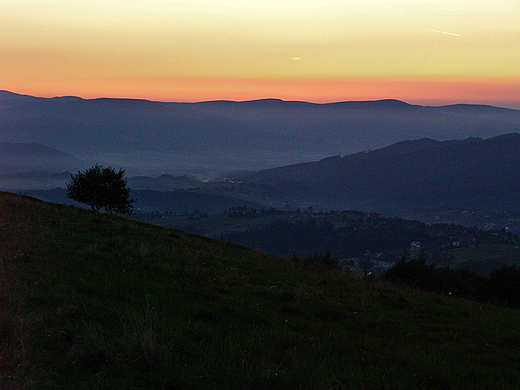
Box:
[1,0,519,108]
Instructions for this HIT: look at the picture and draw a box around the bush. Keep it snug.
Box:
[383,258,485,299]
[383,258,436,289]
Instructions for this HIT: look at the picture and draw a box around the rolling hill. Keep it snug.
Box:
[3,192,520,389]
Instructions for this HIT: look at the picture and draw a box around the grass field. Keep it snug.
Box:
[2,192,520,389]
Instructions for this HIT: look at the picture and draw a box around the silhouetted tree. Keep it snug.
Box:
[67,164,134,214]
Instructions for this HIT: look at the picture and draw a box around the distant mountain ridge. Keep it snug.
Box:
[0,90,33,100]
[2,90,520,175]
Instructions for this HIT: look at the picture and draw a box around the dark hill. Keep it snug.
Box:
[244,134,520,213]
[3,192,520,389]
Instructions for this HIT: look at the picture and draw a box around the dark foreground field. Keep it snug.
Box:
[1,192,520,389]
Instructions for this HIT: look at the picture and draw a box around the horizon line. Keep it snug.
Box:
[2,90,518,110]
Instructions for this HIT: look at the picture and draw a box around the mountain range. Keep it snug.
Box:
[2,90,520,175]
[3,90,520,221]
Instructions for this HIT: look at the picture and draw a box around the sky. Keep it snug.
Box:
[1,0,520,107]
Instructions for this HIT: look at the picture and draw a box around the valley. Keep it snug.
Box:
[3,92,520,388]
[4,92,520,274]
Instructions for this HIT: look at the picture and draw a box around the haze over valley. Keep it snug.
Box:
[3,91,520,235]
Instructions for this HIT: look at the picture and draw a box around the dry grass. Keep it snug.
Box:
[0,193,34,388]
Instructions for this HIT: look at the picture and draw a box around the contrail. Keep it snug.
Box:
[413,27,460,37]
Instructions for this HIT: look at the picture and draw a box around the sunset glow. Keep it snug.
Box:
[1,0,519,107]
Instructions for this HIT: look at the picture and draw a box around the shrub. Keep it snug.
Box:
[383,258,485,299]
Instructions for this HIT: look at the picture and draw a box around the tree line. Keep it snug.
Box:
[384,258,520,309]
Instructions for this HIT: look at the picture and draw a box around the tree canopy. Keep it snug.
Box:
[67,164,135,214]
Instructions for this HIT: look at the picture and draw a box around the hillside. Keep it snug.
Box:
[245,134,520,214]
[2,192,520,388]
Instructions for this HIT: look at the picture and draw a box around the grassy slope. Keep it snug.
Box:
[2,192,520,389]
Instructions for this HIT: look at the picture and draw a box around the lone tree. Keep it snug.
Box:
[67,164,135,214]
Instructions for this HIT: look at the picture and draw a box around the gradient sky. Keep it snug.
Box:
[1,0,519,107]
